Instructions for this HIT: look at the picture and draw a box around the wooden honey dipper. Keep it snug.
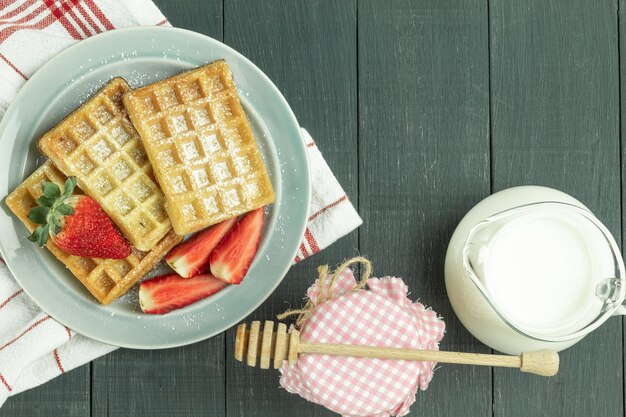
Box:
[234,321,560,377]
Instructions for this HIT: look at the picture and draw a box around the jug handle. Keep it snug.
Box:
[461,218,499,312]
[461,205,535,311]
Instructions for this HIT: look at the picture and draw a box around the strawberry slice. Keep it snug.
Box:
[139,273,228,314]
[165,217,238,278]
[210,207,264,284]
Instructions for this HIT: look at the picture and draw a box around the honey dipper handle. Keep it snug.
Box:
[298,343,559,377]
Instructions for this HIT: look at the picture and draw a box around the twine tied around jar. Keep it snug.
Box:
[277,256,373,327]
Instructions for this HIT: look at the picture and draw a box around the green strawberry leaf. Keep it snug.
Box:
[57,204,74,216]
[49,215,61,228]
[63,177,77,198]
[26,178,78,248]
[38,224,50,246]
[42,182,61,199]
[28,206,50,224]
[36,195,56,208]
[27,227,41,243]
[28,225,50,246]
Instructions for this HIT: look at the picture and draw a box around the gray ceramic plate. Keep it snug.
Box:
[0,27,310,349]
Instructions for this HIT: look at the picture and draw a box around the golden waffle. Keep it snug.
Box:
[5,161,182,304]
[38,78,171,251]
[123,60,275,235]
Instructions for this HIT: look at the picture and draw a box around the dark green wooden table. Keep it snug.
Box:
[3,0,625,416]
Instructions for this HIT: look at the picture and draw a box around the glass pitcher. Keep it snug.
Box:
[444,186,625,354]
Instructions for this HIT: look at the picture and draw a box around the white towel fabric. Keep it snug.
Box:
[0,0,361,406]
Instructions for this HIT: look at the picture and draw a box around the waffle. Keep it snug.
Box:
[123,60,275,235]
[5,161,182,304]
[38,78,171,251]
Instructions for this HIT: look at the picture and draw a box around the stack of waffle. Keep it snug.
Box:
[5,61,275,304]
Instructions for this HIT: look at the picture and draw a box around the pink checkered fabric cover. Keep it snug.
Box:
[280,268,445,417]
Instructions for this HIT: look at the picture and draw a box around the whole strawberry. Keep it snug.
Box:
[27,177,132,259]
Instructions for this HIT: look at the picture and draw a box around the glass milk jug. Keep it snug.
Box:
[444,186,625,355]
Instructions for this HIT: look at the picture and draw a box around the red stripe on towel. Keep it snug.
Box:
[0,0,38,20]
[44,0,82,40]
[66,5,92,37]
[0,316,52,350]
[308,195,348,222]
[0,4,50,43]
[83,0,114,30]
[0,0,83,44]
[0,289,24,310]
[0,51,28,79]
[299,242,308,259]
[304,228,320,254]
[0,3,45,26]
[75,2,100,34]
[0,373,11,392]
[53,349,65,373]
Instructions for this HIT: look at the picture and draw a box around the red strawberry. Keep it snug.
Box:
[165,217,238,278]
[27,177,131,259]
[210,207,264,284]
[139,273,228,314]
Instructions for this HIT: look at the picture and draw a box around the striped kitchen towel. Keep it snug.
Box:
[0,0,361,406]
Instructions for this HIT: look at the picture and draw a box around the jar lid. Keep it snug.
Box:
[280,268,445,417]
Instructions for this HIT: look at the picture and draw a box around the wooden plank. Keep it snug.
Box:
[223,1,357,416]
[155,0,222,35]
[490,1,622,416]
[359,1,491,416]
[620,1,626,415]
[0,367,90,417]
[91,346,225,416]
[91,2,225,417]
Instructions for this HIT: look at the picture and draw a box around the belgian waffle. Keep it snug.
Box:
[5,161,182,304]
[123,60,275,235]
[38,78,171,251]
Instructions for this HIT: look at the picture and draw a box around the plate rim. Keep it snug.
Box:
[0,26,311,349]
